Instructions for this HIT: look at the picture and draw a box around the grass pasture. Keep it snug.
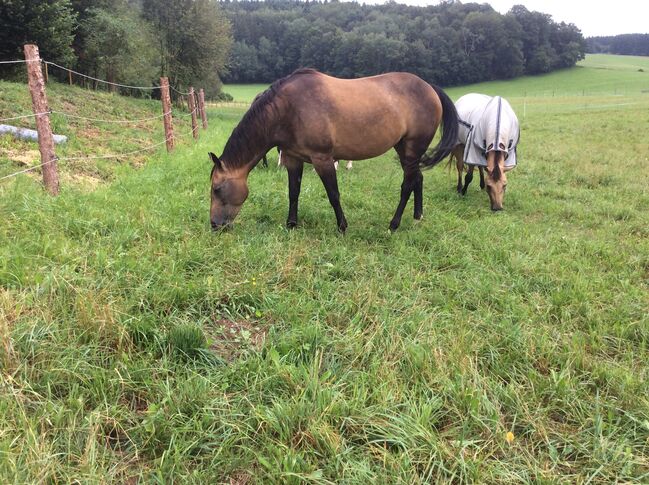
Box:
[1,55,648,483]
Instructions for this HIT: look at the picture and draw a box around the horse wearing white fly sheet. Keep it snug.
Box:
[452,93,520,210]
[456,93,519,169]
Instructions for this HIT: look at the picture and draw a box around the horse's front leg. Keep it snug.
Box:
[479,166,485,190]
[285,159,304,228]
[313,158,347,233]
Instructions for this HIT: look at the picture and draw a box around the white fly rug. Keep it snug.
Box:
[456,93,520,169]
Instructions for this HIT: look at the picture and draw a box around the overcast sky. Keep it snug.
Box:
[347,0,648,37]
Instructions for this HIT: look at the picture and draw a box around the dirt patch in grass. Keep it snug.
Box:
[206,318,267,361]
[228,471,252,485]
[3,148,40,166]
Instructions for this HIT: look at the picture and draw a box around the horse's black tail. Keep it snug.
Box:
[420,84,459,169]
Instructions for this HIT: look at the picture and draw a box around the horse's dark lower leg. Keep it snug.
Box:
[390,172,416,231]
[262,155,268,168]
[461,166,474,195]
[479,167,485,190]
[314,165,347,233]
[413,170,423,220]
[286,163,303,228]
[456,157,463,194]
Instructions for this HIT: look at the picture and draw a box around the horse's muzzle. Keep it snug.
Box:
[211,221,233,232]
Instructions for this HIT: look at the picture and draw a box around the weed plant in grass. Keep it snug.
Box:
[1,55,648,483]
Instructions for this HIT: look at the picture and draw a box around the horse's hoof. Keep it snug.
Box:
[414,213,423,221]
[286,220,297,229]
[389,221,400,232]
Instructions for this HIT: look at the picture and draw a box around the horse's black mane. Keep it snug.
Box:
[220,68,318,169]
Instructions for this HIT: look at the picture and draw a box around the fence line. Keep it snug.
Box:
[0,131,192,182]
[52,110,173,124]
[45,61,162,91]
[0,59,39,65]
[0,111,51,123]
[0,46,210,192]
[2,107,198,125]
[170,85,192,96]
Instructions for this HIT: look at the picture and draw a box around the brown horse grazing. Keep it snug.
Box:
[209,68,458,232]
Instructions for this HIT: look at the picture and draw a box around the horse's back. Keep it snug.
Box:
[279,71,442,160]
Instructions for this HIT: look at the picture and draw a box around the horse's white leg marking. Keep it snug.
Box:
[346,160,353,170]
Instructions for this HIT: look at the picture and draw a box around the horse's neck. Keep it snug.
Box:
[223,107,282,173]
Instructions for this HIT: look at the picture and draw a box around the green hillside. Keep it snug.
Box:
[1,55,648,483]
[0,81,196,186]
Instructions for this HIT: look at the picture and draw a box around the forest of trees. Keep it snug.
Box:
[0,0,586,96]
[221,1,586,86]
[587,34,649,57]
[0,0,231,97]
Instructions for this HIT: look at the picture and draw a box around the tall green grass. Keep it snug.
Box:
[1,55,648,483]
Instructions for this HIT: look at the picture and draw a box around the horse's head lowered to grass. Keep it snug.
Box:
[484,148,514,211]
[209,152,250,230]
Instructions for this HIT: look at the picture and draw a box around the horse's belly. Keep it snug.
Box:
[331,122,403,160]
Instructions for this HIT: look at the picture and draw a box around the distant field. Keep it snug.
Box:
[579,53,649,71]
[222,83,268,103]
[224,53,649,102]
[1,55,648,483]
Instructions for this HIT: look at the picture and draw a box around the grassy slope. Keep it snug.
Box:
[1,56,648,483]
[0,81,196,186]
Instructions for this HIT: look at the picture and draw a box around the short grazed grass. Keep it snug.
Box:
[1,55,648,483]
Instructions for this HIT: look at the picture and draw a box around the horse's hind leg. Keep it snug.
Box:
[479,166,485,190]
[391,140,427,230]
[453,145,464,194]
[413,170,424,220]
[284,156,304,228]
[312,156,348,233]
[461,165,474,195]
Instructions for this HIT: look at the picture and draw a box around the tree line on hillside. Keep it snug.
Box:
[587,34,649,57]
[0,0,231,97]
[220,0,586,86]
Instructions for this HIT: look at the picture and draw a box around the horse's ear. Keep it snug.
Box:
[209,152,223,171]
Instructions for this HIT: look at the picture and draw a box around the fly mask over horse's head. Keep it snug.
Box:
[476,96,519,211]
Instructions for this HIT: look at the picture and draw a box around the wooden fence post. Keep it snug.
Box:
[198,88,208,129]
[24,44,59,195]
[160,77,175,152]
[188,87,199,140]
